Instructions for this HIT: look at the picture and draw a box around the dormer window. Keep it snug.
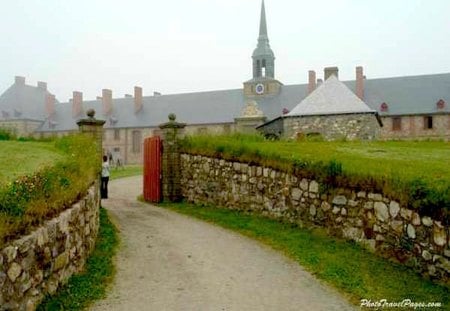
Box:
[436,99,445,110]
[282,108,290,115]
[380,102,388,112]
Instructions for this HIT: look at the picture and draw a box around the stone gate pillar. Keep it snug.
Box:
[159,113,186,202]
[76,109,106,161]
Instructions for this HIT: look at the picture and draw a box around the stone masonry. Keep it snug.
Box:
[284,113,380,141]
[180,154,450,282]
[0,183,100,310]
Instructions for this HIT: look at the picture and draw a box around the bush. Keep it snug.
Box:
[0,128,15,141]
[0,134,99,246]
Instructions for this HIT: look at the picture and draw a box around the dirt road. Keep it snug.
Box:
[91,176,354,311]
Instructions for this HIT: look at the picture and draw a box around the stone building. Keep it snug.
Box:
[0,0,449,163]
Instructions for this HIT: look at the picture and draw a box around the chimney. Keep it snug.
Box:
[324,67,339,80]
[134,86,143,113]
[102,89,113,115]
[96,96,102,100]
[37,81,47,91]
[15,76,25,85]
[355,66,364,100]
[124,94,133,98]
[45,94,56,120]
[153,91,161,96]
[72,91,83,118]
[308,70,316,94]
[317,78,323,87]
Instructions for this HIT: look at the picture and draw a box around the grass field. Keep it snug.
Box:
[161,202,449,308]
[0,140,62,184]
[109,165,142,180]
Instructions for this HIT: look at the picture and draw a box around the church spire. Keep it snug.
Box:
[259,0,268,39]
[252,0,275,79]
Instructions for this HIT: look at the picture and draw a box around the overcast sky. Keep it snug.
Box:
[1,0,449,102]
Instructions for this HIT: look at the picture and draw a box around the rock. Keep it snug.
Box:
[332,195,347,206]
[428,265,437,276]
[357,191,366,198]
[422,250,432,261]
[348,200,358,207]
[3,246,18,263]
[390,220,403,234]
[0,271,6,287]
[299,179,308,191]
[433,225,447,247]
[363,202,373,210]
[444,249,450,258]
[332,206,340,214]
[368,193,382,201]
[341,208,347,216]
[309,181,319,193]
[256,167,262,176]
[291,188,302,201]
[400,208,412,220]
[411,213,421,226]
[321,201,331,211]
[376,234,385,241]
[407,224,416,239]
[374,202,389,222]
[389,201,400,218]
[422,216,433,227]
[7,262,22,282]
[54,251,69,271]
[343,227,362,241]
[437,258,450,273]
[270,170,276,179]
[309,205,316,216]
[233,162,240,172]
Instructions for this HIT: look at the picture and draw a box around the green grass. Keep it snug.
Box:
[160,202,449,308]
[109,165,142,180]
[0,140,62,185]
[37,207,119,311]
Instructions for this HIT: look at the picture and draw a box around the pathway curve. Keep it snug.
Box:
[91,176,355,311]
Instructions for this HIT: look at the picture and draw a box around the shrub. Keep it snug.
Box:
[0,128,15,141]
[0,134,99,246]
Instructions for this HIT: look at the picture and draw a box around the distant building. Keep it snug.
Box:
[0,0,448,163]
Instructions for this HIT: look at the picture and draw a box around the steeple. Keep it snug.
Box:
[252,0,275,79]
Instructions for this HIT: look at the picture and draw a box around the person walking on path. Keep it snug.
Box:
[101,155,110,199]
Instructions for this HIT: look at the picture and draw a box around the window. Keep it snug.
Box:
[132,130,142,153]
[424,116,433,130]
[113,147,120,152]
[114,129,120,140]
[380,102,388,112]
[392,117,402,131]
[436,99,445,110]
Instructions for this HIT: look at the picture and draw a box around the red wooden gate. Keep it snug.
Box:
[143,136,162,202]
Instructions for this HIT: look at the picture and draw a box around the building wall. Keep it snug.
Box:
[380,114,450,140]
[0,184,100,310]
[284,113,380,141]
[0,120,43,137]
[180,154,450,282]
[101,123,235,165]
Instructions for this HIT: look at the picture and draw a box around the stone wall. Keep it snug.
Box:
[284,113,380,140]
[180,154,450,281]
[0,184,100,310]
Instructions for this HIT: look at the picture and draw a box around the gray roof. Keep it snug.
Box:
[1,72,448,133]
[0,83,59,122]
[287,75,375,116]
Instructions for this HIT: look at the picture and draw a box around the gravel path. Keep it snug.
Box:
[91,176,355,311]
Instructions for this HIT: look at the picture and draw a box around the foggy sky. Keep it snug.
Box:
[1,0,449,102]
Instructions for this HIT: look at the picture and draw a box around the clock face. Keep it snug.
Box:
[255,83,265,95]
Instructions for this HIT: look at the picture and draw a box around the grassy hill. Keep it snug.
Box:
[0,141,62,185]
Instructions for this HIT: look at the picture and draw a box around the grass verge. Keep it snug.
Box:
[160,202,449,307]
[109,165,142,180]
[37,207,119,311]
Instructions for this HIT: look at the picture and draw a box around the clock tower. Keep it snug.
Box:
[243,0,282,97]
